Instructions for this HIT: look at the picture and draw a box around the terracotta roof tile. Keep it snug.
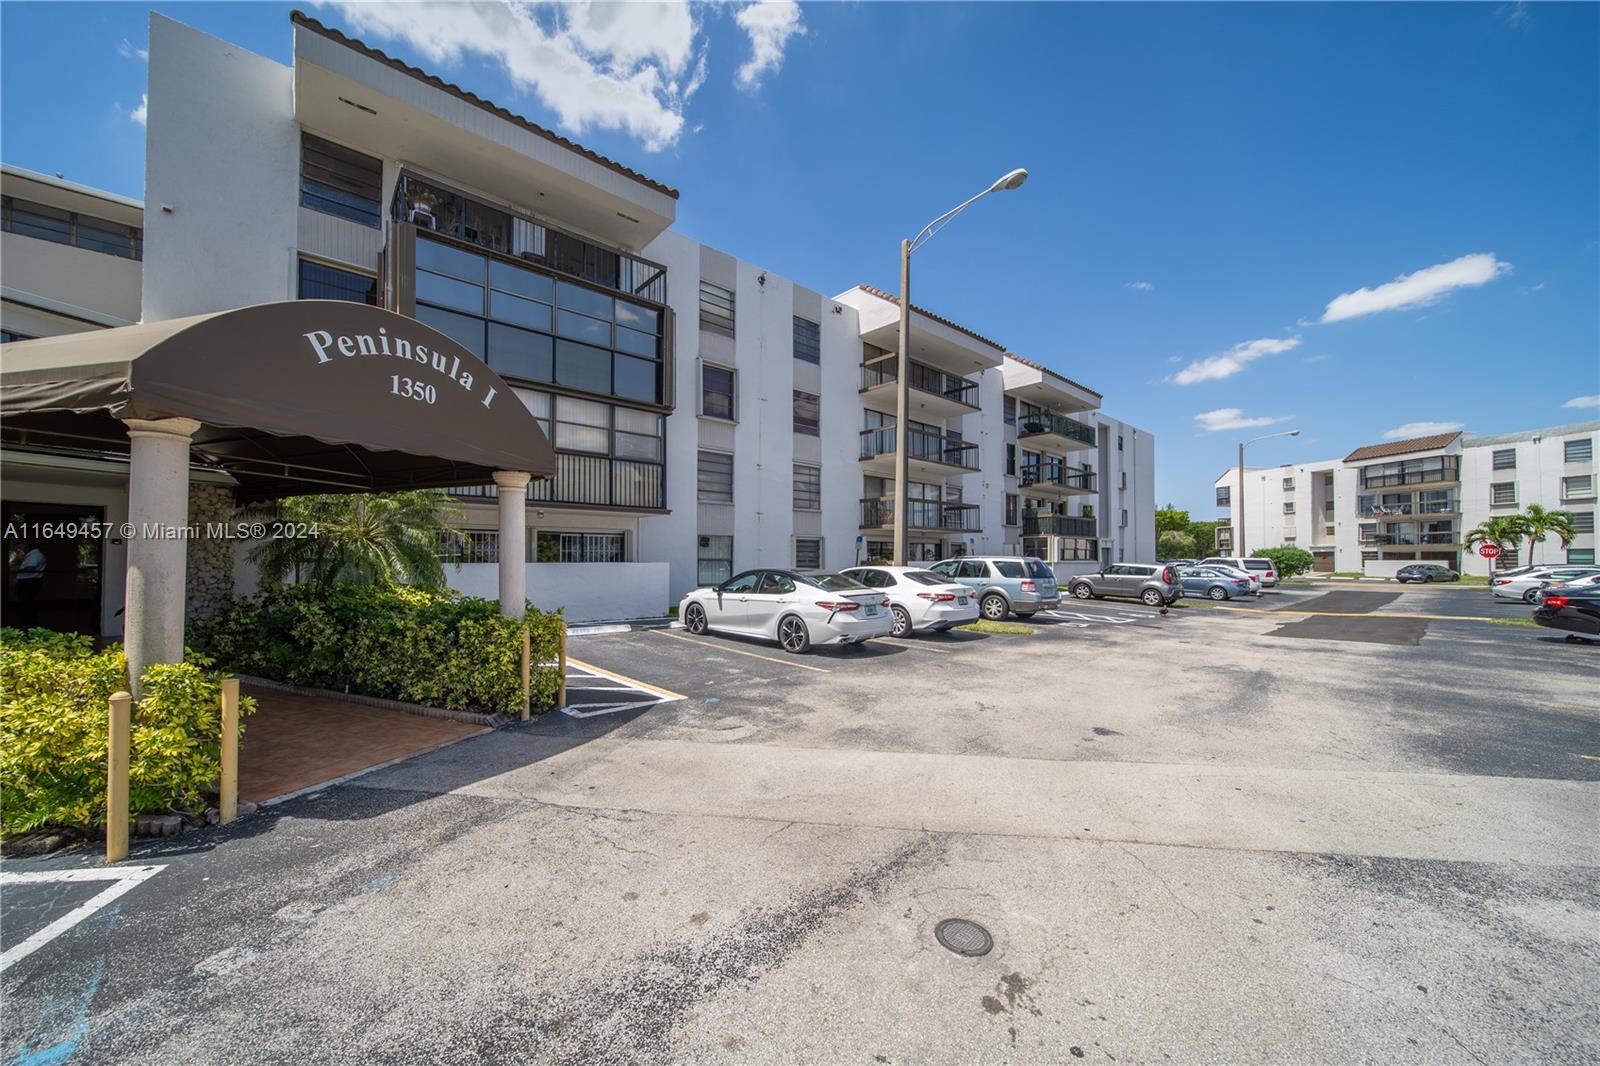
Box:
[290,11,679,200]
[1343,431,1462,463]
[855,285,1006,352]
[1003,352,1102,401]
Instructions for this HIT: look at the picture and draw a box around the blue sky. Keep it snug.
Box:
[3,1,1596,515]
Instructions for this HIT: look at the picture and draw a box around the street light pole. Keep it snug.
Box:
[1236,428,1300,557]
[892,168,1028,565]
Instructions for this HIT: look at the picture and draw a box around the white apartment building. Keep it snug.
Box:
[1,10,1155,632]
[1213,425,1599,576]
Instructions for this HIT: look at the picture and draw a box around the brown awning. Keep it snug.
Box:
[1,300,555,501]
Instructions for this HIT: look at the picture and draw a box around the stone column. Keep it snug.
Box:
[123,416,202,694]
[493,471,532,618]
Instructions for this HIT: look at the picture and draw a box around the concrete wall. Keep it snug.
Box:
[447,561,671,623]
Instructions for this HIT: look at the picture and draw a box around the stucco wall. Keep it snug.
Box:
[447,562,671,623]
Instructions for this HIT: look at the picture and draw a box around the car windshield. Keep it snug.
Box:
[995,561,1025,578]
[803,572,868,591]
[904,571,947,586]
[1025,560,1053,579]
[1243,560,1271,571]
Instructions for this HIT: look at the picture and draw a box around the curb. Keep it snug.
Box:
[236,676,508,727]
[566,617,676,636]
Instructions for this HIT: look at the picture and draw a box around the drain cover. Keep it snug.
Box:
[934,918,993,957]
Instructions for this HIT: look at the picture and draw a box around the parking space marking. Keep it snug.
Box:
[875,637,959,653]
[561,657,686,719]
[647,629,831,672]
[1,865,165,974]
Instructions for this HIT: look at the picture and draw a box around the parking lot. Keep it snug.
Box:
[4,583,1597,1064]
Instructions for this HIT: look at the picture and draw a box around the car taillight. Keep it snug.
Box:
[918,592,957,602]
[1265,571,1275,578]
[1493,579,1512,585]
[1020,580,1036,592]
[815,600,859,611]
[1544,595,1569,609]
[881,598,892,608]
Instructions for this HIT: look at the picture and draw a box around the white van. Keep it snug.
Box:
[1201,556,1279,588]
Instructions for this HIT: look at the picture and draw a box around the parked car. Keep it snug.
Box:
[679,569,893,653]
[840,565,981,636]
[1163,558,1197,567]
[1198,562,1262,593]
[1395,564,1460,583]
[1176,566,1253,601]
[1530,572,1600,604]
[1491,566,1600,603]
[1532,587,1600,643]
[1201,556,1279,588]
[927,556,1061,620]
[1068,563,1183,607]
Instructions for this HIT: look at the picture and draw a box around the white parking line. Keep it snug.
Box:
[560,657,687,719]
[1,865,166,973]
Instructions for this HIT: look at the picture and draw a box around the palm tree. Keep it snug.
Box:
[1462,514,1531,570]
[1521,504,1577,567]
[246,491,463,590]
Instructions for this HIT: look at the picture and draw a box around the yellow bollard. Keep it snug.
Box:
[219,677,240,824]
[557,622,568,709]
[106,691,131,864]
[520,628,532,722]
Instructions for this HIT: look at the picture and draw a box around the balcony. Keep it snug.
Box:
[859,426,980,480]
[859,357,981,420]
[449,454,665,511]
[860,497,981,533]
[1017,412,1096,454]
[1019,462,1096,500]
[1368,533,1460,546]
[1022,513,1097,537]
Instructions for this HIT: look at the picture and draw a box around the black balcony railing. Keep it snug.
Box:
[859,358,980,408]
[1018,413,1097,448]
[859,426,980,470]
[1022,514,1097,537]
[860,497,981,532]
[1020,463,1096,492]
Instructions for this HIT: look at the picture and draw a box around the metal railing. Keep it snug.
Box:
[859,426,980,470]
[1019,463,1096,492]
[1017,413,1096,448]
[859,358,980,408]
[860,497,981,532]
[1022,514,1097,537]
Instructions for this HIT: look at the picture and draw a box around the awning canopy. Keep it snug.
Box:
[1,300,555,501]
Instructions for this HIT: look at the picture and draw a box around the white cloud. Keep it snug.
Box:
[130,93,147,126]
[1301,353,1330,365]
[118,38,148,62]
[1194,409,1292,433]
[1167,336,1301,386]
[734,0,804,90]
[1562,394,1599,410]
[1125,280,1154,293]
[1320,253,1512,324]
[320,1,713,150]
[1382,421,1463,440]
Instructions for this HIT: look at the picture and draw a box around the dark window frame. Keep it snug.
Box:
[300,131,384,228]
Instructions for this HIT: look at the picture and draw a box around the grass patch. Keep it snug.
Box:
[956,619,1034,635]
[1488,617,1538,627]
[1456,575,1490,586]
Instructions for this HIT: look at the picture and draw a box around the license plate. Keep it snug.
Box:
[957,597,968,606]
[863,605,878,617]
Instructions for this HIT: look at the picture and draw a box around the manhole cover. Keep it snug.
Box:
[934,918,993,957]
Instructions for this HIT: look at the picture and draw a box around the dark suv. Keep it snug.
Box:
[1396,564,1459,583]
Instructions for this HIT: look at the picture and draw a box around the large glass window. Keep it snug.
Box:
[701,363,736,420]
[698,536,733,585]
[1359,455,1460,488]
[298,259,377,304]
[300,132,382,228]
[793,317,820,364]
[515,389,665,510]
[534,532,626,563]
[2,196,141,259]
[1216,486,1231,507]
[793,464,821,510]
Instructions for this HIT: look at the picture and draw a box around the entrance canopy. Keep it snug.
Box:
[1,300,555,501]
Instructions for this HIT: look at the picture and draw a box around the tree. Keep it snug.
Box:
[1255,545,1315,579]
[1521,504,1576,567]
[1463,515,1532,568]
[246,490,463,590]
[1156,505,1192,534]
[1186,519,1222,555]
[1157,530,1195,560]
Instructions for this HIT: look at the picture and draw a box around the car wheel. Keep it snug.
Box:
[778,614,811,654]
[684,602,708,635]
[1141,588,1164,607]
[890,605,912,638]
[1071,583,1094,600]
[1208,585,1227,601]
[981,593,1009,620]
[1522,589,1540,604]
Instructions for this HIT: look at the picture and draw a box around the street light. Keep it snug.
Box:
[892,168,1029,565]
[1237,428,1300,556]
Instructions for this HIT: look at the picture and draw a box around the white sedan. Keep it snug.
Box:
[679,569,893,653]
[840,565,981,636]
[1491,566,1600,603]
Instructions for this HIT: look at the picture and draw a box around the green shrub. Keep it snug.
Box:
[191,586,563,714]
[1255,546,1316,579]
[0,629,256,835]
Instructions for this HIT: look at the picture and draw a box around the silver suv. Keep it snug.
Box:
[929,556,1061,620]
[1068,563,1182,607]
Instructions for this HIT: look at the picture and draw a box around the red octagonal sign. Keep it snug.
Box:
[1478,544,1502,559]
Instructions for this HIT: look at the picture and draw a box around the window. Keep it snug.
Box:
[513,391,664,509]
[1490,482,1517,507]
[1005,443,1016,477]
[1283,501,1296,514]
[534,532,626,563]
[1282,476,1295,491]
[1003,396,1016,427]
[1571,511,1595,535]
[1360,455,1460,488]
[444,529,499,564]
[1,329,35,343]
[701,363,736,420]
[794,537,823,570]
[1120,472,1128,490]
[793,390,820,436]
[696,536,734,585]
[1494,546,1519,567]
[1569,549,1597,565]
[793,317,820,364]
[698,450,734,502]
[793,464,821,510]
[298,259,377,304]
[1005,493,1019,526]
[2,196,141,259]
[1566,438,1594,463]
[1565,475,1595,499]
[1118,434,1124,452]
[1492,448,1517,471]
[300,133,382,228]
[1120,509,1129,528]
[1216,486,1231,507]
[699,281,735,337]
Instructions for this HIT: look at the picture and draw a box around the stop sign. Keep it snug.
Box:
[1478,544,1502,559]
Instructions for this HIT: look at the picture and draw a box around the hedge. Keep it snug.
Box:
[0,629,255,836]
[190,585,564,714]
